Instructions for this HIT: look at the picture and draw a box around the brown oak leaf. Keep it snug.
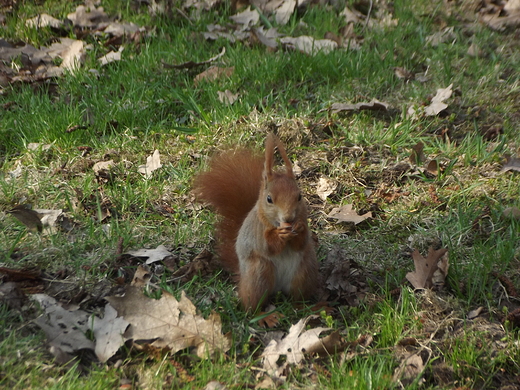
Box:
[406,247,448,289]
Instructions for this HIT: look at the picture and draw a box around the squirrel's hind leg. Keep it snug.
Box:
[238,253,275,311]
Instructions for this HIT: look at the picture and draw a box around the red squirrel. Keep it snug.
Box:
[193,133,319,310]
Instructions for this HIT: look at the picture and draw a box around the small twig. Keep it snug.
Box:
[362,0,373,33]
[175,7,193,25]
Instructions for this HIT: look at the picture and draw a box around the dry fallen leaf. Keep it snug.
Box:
[8,161,23,179]
[340,5,363,24]
[409,142,425,165]
[203,24,248,43]
[280,36,338,55]
[394,66,415,81]
[182,0,219,12]
[33,295,128,363]
[7,205,43,232]
[26,13,63,29]
[27,142,52,151]
[93,160,115,174]
[131,264,152,287]
[99,47,124,66]
[480,3,520,31]
[229,7,260,29]
[194,66,235,85]
[321,245,362,306]
[501,156,520,173]
[33,208,64,234]
[0,282,26,310]
[424,84,453,116]
[138,149,162,179]
[59,39,85,72]
[425,27,456,47]
[431,249,449,288]
[93,304,130,363]
[393,353,425,386]
[261,317,333,377]
[502,206,520,220]
[217,90,239,105]
[252,27,280,49]
[173,249,215,283]
[327,204,372,225]
[257,311,284,328]
[406,247,449,289]
[255,376,276,389]
[32,294,96,354]
[425,160,439,175]
[275,0,296,25]
[327,99,390,114]
[316,177,337,201]
[106,287,230,358]
[204,381,228,390]
[467,306,484,320]
[102,22,141,37]
[67,4,110,27]
[126,244,173,265]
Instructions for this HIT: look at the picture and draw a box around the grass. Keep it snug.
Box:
[1,0,520,388]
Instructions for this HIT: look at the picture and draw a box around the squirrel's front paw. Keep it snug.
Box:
[290,221,305,235]
[277,223,296,240]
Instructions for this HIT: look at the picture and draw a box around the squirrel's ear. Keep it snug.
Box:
[273,134,294,178]
[264,133,275,180]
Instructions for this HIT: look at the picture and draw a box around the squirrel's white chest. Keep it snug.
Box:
[272,249,302,294]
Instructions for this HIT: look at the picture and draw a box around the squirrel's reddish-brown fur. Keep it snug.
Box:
[193,133,318,310]
[193,149,264,274]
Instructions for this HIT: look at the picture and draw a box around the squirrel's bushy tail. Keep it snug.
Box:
[193,149,264,274]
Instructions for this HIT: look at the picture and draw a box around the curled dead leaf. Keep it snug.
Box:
[409,142,425,165]
[424,84,453,116]
[138,149,162,179]
[99,47,124,66]
[425,160,439,175]
[280,36,338,55]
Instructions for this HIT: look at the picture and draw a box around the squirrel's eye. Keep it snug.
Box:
[298,193,302,201]
[267,195,273,204]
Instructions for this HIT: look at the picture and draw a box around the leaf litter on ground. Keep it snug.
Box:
[32,275,230,364]
[261,316,342,379]
[1,1,143,85]
[106,287,231,358]
[3,0,520,387]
